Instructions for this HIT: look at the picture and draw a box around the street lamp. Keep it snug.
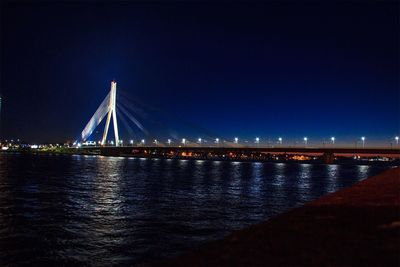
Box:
[198,138,202,144]
[215,138,219,145]
[303,137,308,146]
[154,139,158,146]
[167,139,172,145]
[278,137,282,145]
[130,139,134,145]
[234,137,238,144]
[331,137,335,145]
[395,136,399,145]
[361,136,365,148]
[141,139,145,145]
[182,138,186,146]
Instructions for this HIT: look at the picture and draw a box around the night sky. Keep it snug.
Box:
[1,2,399,145]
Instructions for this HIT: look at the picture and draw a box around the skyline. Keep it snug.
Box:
[0,2,399,143]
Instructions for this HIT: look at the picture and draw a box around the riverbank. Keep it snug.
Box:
[148,167,400,266]
[1,150,398,166]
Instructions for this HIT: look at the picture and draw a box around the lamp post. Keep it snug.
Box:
[395,136,399,146]
[278,137,282,145]
[167,139,171,146]
[303,137,308,147]
[331,137,335,145]
[361,136,365,148]
[234,137,238,144]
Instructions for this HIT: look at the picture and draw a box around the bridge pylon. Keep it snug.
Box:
[101,81,119,146]
[81,80,120,146]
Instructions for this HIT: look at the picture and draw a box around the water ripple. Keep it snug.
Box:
[0,153,389,266]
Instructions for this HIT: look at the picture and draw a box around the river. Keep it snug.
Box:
[0,153,391,266]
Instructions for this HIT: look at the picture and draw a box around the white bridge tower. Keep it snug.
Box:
[81,80,120,146]
[102,81,119,146]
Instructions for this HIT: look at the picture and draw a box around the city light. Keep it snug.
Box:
[278,137,282,144]
[167,139,172,145]
[215,138,219,143]
[331,137,335,144]
[130,140,134,145]
[141,139,145,144]
[395,136,399,145]
[198,138,202,144]
[255,137,260,143]
[361,136,365,148]
[234,137,238,144]
[182,138,186,145]
[304,137,308,146]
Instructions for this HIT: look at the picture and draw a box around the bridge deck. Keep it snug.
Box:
[83,146,400,155]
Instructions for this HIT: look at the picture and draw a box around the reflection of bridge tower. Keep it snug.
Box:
[102,81,119,146]
[81,81,119,146]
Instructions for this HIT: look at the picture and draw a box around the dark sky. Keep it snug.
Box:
[1,1,399,145]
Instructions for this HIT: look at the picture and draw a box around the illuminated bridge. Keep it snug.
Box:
[79,81,400,164]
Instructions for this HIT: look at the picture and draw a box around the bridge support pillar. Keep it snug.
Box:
[323,152,335,164]
[100,147,120,156]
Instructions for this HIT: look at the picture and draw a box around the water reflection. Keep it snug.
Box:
[326,164,340,193]
[250,162,263,197]
[273,163,286,186]
[298,164,312,190]
[357,165,370,179]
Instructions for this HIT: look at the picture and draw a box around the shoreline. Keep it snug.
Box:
[1,150,399,166]
[147,167,400,266]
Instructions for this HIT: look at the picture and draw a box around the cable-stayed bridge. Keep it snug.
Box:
[78,81,400,164]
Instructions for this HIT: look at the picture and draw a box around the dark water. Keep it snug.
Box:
[0,153,391,266]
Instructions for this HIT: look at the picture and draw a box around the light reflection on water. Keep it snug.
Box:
[0,154,391,266]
